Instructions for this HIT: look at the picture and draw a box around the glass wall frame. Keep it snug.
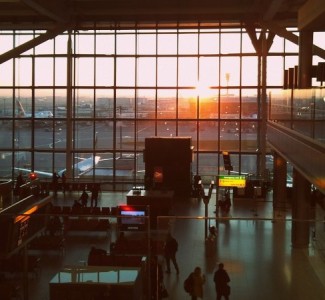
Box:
[0,25,308,189]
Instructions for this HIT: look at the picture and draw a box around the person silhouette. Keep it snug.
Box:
[164,233,179,274]
[213,263,231,300]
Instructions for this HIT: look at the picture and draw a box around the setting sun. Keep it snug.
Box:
[194,81,214,99]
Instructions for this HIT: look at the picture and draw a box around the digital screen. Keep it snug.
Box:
[120,210,145,224]
[0,195,52,258]
[218,175,246,188]
[118,205,147,231]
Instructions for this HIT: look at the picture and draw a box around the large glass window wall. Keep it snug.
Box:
[0,26,306,189]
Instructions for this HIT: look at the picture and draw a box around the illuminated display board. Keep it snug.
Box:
[218,175,246,188]
[0,195,52,258]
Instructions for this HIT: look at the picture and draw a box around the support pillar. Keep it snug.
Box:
[66,31,73,179]
[291,169,311,248]
[298,30,313,88]
[273,152,287,218]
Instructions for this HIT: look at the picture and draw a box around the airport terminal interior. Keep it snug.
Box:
[0,1,325,299]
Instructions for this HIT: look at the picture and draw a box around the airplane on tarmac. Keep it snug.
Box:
[16,100,54,118]
[15,155,101,179]
[14,153,138,179]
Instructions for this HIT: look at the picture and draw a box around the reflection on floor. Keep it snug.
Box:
[4,190,325,300]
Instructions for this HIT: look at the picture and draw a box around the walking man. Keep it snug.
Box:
[213,263,231,300]
[164,233,179,274]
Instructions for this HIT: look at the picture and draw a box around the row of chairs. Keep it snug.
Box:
[50,205,119,216]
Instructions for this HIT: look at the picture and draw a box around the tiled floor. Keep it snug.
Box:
[5,189,325,300]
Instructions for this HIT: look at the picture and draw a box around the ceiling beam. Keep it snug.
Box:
[21,0,69,23]
[263,0,285,21]
[260,21,325,60]
[0,23,68,64]
[298,0,325,31]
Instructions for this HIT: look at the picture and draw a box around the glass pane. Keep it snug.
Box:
[137,33,156,55]
[13,150,30,172]
[199,95,218,119]
[75,89,94,118]
[220,121,239,151]
[157,120,176,137]
[285,37,299,52]
[55,58,67,86]
[242,57,258,86]
[199,33,219,54]
[242,92,258,118]
[54,121,66,149]
[241,121,258,151]
[96,57,114,86]
[220,93,240,119]
[15,58,32,86]
[116,57,135,86]
[96,89,114,117]
[55,34,68,54]
[157,89,176,119]
[137,57,156,87]
[0,34,13,54]
[267,56,283,86]
[34,120,51,148]
[96,120,113,149]
[35,38,53,54]
[178,120,197,142]
[137,89,155,119]
[179,33,198,54]
[221,33,240,54]
[242,32,256,53]
[269,35,284,53]
[137,120,155,146]
[34,152,53,177]
[76,34,94,54]
[198,153,219,177]
[76,58,94,86]
[157,34,177,54]
[0,90,13,117]
[198,121,218,151]
[178,57,198,86]
[220,57,240,86]
[0,60,13,86]
[0,123,13,149]
[179,89,197,119]
[157,57,177,86]
[74,121,95,149]
[284,56,298,69]
[96,34,115,54]
[241,154,257,174]
[199,57,219,87]
[116,33,135,55]
[16,34,34,55]
[116,89,134,118]
[116,121,135,151]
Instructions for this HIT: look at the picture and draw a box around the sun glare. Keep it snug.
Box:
[194,81,214,99]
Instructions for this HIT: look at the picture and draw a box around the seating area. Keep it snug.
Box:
[50,205,114,233]
[0,254,41,278]
[50,205,118,216]
[65,218,110,232]
[28,235,65,255]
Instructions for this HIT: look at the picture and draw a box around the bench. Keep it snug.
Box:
[0,254,41,277]
[64,218,110,232]
[29,235,65,256]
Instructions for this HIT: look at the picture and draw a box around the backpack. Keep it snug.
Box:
[184,273,193,294]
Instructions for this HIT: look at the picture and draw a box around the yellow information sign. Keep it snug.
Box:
[218,175,246,188]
